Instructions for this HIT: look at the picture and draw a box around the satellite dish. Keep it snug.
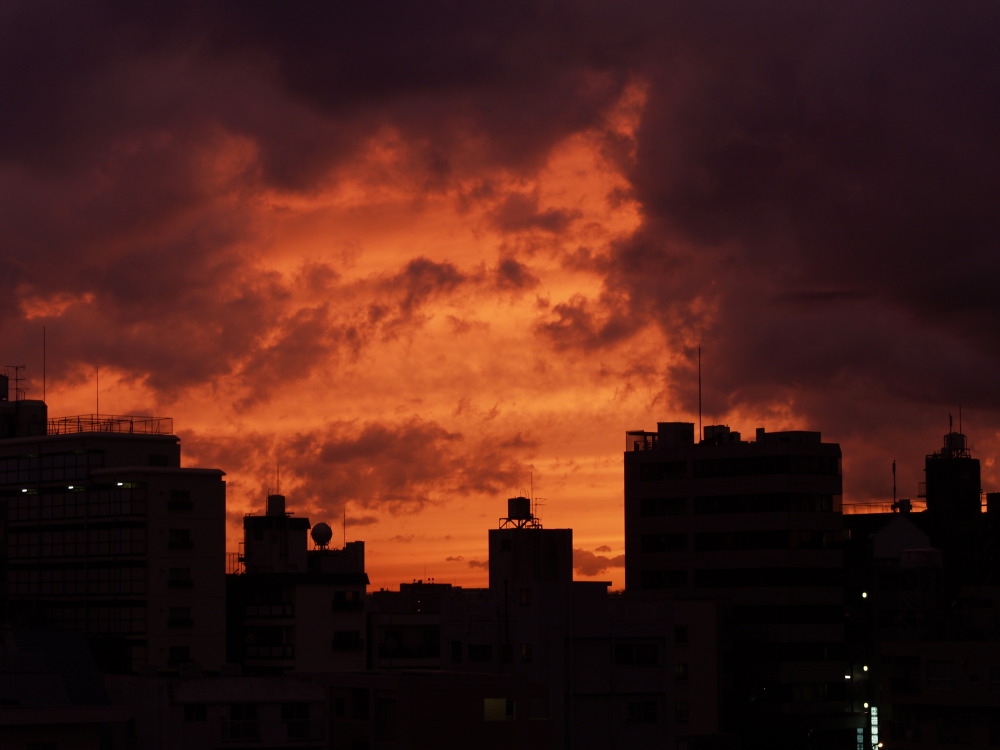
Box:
[311,522,333,549]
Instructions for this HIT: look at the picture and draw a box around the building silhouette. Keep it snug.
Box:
[0,375,226,675]
[624,421,850,749]
[227,492,368,674]
[844,428,1000,748]
[5,362,1000,750]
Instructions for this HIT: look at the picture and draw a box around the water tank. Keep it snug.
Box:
[266,494,286,517]
[311,522,333,548]
[508,496,532,520]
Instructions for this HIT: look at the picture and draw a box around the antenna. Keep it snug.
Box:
[343,506,347,547]
[96,366,99,417]
[42,326,46,402]
[892,460,896,506]
[697,345,702,443]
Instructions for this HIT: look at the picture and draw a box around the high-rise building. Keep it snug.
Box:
[844,429,1000,748]
[624,421,849,749]
[0,378,226,674]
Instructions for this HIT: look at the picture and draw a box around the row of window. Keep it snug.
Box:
[7,527,148,558]
[7,565,148,596]
[448,641,534,664]
[0,451,104,471]
[626,699,690,724]
[640,568,843,589]
[640,529,845,553]
[8,489,147,521]
[637,455,839,481]
[639,493,837,516]
[43,603,147,634]
[216,703,321,742]
[0,451,106,485]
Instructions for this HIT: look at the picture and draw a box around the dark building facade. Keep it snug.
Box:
[844,429,1000,748]
[0,381,226,675]
[625,421,853,749]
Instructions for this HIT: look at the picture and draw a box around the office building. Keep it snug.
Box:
[844,428,1000,747]
[0,375,226,674]
[625,421,850,749]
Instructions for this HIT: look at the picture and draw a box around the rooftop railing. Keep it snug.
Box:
[47,413,174,436]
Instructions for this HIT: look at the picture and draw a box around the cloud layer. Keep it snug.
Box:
[4,0,999,589]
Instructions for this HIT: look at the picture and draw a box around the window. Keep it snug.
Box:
[519,588,533,605]
[168,568,193,588]
[675,663,689,681]
[639,461,686,481]
[469,644,493,663]
[615,641,659,666]
[641,569,686,589]
[282,703,311,741]
[675,626,689,644]
[332,590,362,611]
[675,700,690,723]
[167,528,193,549]
[184,704,207,722]
[641,533,687,553]
[520,643,533,663]
[927,660,955,691]
[226,704,259,742]
[168,607,193,627]
[332,630,362,651]
[639,497,687,516]
[168,646,191,667]
[484,698,516,722]
[627,701,657,723]
[168,490,193,511]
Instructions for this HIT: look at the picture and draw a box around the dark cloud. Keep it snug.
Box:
[467,559,489,570]
[493,258,540,292]
[534,293,637,352]
[573,548,625,577]
[445,556,465,562]
[348,515,379,527]
[490,193,580,234]
[271,418,530,516]
[392,258,466,314]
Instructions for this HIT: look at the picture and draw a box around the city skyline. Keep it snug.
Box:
[3,1,999,592]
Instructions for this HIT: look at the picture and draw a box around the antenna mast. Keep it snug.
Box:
[697,346,702,443]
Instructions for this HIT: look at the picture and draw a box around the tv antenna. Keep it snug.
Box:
[697,346,703,443]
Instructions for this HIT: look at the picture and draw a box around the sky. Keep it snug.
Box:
[3,1,999,591]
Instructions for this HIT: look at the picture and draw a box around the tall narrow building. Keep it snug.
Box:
[624,421,849,749]
[0,376,226,674]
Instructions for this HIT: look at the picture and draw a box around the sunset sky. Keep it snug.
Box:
[3,1,999,590]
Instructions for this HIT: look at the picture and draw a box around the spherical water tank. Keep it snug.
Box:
[311,522,333,548]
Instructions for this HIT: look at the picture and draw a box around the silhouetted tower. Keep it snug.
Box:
[489,497,572,588]
[924,430,982,519]
[241,493,311,574]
